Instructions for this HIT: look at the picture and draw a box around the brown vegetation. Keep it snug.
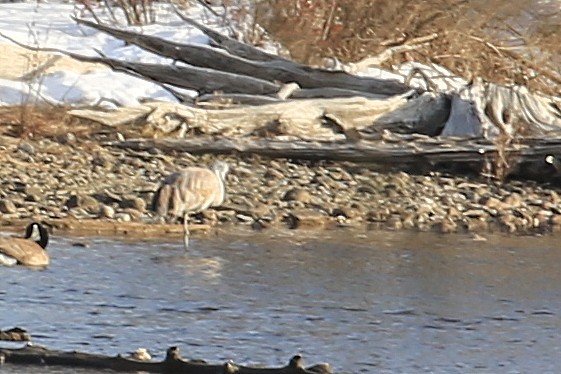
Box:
[74,0,158,25]
[0,105,69,139]
[253,0,561,95]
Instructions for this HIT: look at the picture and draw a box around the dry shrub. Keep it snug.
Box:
[74,0,157,25]
[254,0,561,95]
[0,105,70,139]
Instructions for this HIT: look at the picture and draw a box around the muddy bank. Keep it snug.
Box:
[1,132,561,239]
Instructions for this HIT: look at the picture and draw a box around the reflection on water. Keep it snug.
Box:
[2,229,561,373]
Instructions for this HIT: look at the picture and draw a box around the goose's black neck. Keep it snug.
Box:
[25,223,49,249]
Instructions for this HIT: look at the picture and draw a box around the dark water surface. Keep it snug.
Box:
[2,229,561,373]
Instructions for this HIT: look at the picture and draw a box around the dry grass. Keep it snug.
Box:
[0,105,72,139]
[0,104,116,142]
[74,0,158,25]
[253,0,561,95]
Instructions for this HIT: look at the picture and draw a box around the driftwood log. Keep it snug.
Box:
[72,17,411,97]
[0,345,332,374]
[68,15,561,141]
[102,135,561,180]
[68,93,419,140]
[441,78,561,138]
[66,18,561,139]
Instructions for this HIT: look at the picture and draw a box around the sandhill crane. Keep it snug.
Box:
[151,161,229,249]
[0,222,50,267]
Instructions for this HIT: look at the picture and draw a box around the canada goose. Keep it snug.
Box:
[0,222,49,267]
[151,161,229,250]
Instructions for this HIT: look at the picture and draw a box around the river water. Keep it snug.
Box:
[1,229,561,373]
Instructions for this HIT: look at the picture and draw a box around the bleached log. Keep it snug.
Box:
[442,79,561,138]
[70,93,413,140]
[195,87,392,105]
[68,105,154,127]
[103,134,496,163]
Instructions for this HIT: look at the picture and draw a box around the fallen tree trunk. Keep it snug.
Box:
[69,93,415,140]
[0,32,405,101]
[73,17,412,96]
[0,345,332,374]
[100,135,509,163]
[102,135,561,180]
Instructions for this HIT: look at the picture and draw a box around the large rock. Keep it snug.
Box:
[119,197,147,212]
[66,194,100,213]
[0,199,17,214]
[284,209,330,229]
[282,188,312,204]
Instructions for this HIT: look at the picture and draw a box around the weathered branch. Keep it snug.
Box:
[0,345,332,374]
[102,135,561,179]
[18,55,62,82]
[347,33,439,73]
[72,17,413,96]
[0,32,282,96]
[69,93,414,140]
[101,135,494,163]
[173,8,285,63]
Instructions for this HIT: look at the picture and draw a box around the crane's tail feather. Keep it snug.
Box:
[151,184,172,216]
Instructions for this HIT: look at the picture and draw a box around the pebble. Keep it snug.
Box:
[114,213,132,222]
[0,199,17,214]
[99,205,115,219]
[119,197,147,212]
[17,142,35,155]
[282,188,312,204]
[285,209,329,229]
[66,194,100,212]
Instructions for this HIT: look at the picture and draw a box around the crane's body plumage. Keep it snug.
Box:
[155,167,225,216]
[0,222,49,267]
[151,161,229,249]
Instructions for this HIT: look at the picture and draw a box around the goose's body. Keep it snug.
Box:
[0,223,49,267]
[152,161,229,249]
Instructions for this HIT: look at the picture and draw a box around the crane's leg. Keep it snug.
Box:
[183,213,190,250]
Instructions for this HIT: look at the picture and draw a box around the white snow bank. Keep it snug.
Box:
[0,1,225,106]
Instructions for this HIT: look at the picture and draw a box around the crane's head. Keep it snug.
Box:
[210,160,230,181]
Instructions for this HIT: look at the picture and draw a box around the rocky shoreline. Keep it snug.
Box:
[1,133,561,239]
